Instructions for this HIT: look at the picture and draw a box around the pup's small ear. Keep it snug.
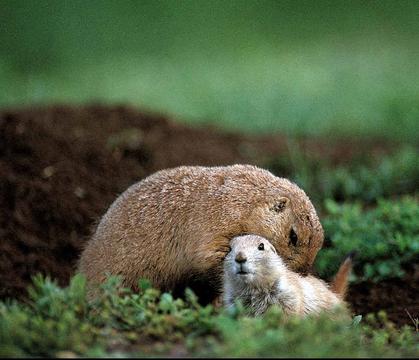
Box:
[270,244,277,254]
[272,197,289,213]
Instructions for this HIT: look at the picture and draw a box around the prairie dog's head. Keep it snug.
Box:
[224,235,285,287]
[240,174,324,275]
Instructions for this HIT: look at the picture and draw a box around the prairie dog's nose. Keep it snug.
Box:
[235,252,247,264]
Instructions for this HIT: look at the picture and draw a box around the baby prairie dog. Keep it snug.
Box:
[223,235,350,317]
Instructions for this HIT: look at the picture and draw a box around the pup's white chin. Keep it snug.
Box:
[235,272,256,284]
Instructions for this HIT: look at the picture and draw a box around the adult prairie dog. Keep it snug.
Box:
[78,164,324,302]
[223,235,351,316]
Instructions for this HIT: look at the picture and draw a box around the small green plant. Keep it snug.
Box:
[316,196,419,282]
[0,274,417,357]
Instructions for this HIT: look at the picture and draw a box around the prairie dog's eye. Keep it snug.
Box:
[289,228,298,246]
[258,243,265,251]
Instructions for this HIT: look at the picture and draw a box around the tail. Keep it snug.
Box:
[330,252,355,299]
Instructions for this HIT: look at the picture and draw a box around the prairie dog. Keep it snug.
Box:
[223,235,349,316]
[78,164,324,302]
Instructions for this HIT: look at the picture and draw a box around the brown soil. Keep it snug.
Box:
[0,103,414,327]
[347,265,419,329]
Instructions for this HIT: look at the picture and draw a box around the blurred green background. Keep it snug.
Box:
[1,0,418,140]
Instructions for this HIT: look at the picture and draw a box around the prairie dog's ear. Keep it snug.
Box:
[271,197,290,213]
[269,243,277,254]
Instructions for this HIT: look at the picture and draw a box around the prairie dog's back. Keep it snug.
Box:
[223,235,345,317]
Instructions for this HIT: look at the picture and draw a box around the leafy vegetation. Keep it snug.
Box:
[1,275,417,358]
[267,146,419,208]
[316,196,419,282]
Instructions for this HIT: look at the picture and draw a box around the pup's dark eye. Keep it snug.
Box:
[289,228,298,246]
[258,243,264,251]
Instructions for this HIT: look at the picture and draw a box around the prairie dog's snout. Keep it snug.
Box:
[234,251,249,274]
[235,252,247,263]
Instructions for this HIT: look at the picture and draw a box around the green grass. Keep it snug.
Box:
[1,0,419,140]
[1,275,417,357]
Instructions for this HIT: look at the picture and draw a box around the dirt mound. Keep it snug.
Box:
[0,104,412,327]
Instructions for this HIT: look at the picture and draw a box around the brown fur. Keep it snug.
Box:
[77,165,324,301]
